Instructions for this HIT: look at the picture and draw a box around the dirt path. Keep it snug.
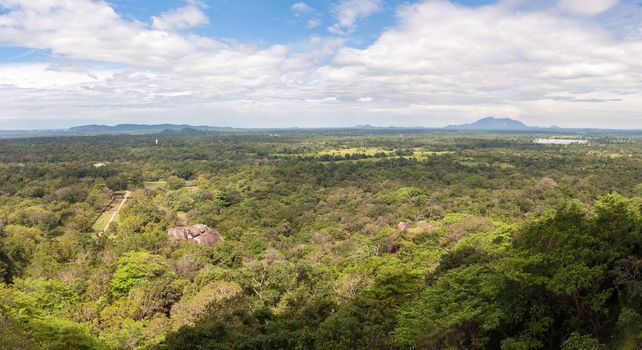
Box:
[101,190,132,234]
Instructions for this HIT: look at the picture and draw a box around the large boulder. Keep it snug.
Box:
[397,222,411,231]
[168,224,223,246]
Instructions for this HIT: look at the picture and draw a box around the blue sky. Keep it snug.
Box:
[0,0,513,63]
[0,0,641,129]
[121,0,497,45]
[0,0,411,60]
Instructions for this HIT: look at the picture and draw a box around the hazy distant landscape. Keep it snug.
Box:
[2,117,641,138]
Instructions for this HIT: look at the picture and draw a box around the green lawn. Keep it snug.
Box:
[92,205,118,232]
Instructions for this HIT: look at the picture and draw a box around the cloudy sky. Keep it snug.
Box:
[0,0,641,129]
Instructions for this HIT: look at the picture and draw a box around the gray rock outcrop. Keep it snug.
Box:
[168,224,223,246]
[397,222,411,231]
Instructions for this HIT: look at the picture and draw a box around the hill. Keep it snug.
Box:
[445,117,531,130]
[69,124,212,133]
[159,127,208,136]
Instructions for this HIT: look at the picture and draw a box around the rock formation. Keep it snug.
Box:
[397,222,411,231]
[168,224,223,246]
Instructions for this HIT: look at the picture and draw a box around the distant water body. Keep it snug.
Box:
[534,138,588,145]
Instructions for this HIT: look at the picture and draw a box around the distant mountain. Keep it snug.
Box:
[353,124,377,129]
[445,117,531,131]
[159,127,208,136]
[352,117,533,131]
[69,124,212,133]
[1,120,640,138]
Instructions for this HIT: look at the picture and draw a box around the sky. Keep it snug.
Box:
[0,0,641,129]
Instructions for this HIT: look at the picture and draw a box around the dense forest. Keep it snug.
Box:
[0,130,641,349]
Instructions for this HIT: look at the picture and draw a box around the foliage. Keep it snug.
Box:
[0,131,641,349]
[110,251,174,299]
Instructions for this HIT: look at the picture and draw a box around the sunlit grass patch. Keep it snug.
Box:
[92,205,118,232]
[316,147,392,156]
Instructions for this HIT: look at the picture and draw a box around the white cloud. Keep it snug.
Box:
[0,0,200,66]
[0,0,641,128]
[292,2,321,30]
[307,19,321,28]
[559,0,619,16]
[152,2,209,31]
[292,2,313,15]
[0,63,113,89]
[329,0,383,34]
[318,0,642,127]
[0,0,299,126]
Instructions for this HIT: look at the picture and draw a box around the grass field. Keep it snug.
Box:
[92,205,119,232]
[316,147,391,156]
[92,191,130,233]
[273,147,451,161]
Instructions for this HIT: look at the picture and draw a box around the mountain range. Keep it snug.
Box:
[69,124,216,133]
[70,118,539,133]
[0,118,640,137]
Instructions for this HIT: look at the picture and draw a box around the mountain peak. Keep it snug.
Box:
[445,117,530,130]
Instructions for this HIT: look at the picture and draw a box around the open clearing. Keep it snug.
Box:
[273,147,451,162]
[92,190,132,234]
[534,138,588,145]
